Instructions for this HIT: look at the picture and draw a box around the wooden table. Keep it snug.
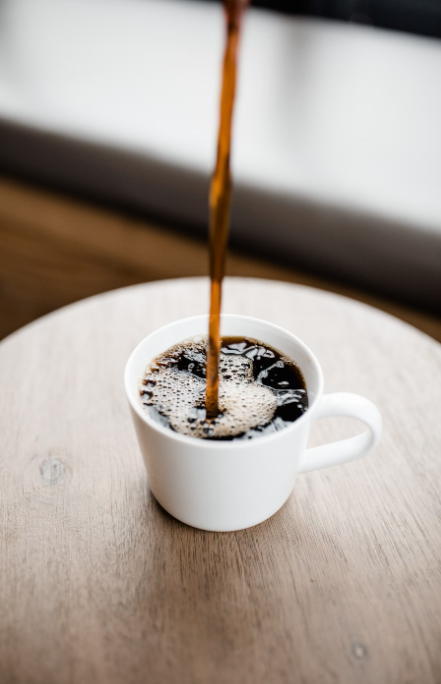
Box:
[1,277,440,684]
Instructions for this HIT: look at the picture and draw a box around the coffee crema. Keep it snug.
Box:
[139,337,308,441]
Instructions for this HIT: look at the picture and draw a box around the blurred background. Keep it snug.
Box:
[0,0,440,340]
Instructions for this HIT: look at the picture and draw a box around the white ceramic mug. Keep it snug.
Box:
[124,314,382,531]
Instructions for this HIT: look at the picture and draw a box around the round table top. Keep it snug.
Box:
[1,277,440,684]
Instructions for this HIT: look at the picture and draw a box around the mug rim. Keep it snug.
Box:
[124,314,324,450]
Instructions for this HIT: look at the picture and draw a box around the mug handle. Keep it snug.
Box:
[299,393,382,473]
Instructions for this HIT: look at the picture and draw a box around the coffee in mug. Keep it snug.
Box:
[139,337,308,441]
[125,314,382,531]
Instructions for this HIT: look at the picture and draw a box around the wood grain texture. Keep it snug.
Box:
[1,277,441,684]
[1,174,441,343]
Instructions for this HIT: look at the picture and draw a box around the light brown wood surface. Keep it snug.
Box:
[1,277,441,684]
[1,174,440,343]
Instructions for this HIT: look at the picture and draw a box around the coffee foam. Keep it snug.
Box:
[141,350,278,439]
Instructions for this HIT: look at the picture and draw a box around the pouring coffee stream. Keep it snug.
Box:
[206,0,249,418]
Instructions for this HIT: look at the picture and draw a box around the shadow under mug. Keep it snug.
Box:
[124,314,382,532]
